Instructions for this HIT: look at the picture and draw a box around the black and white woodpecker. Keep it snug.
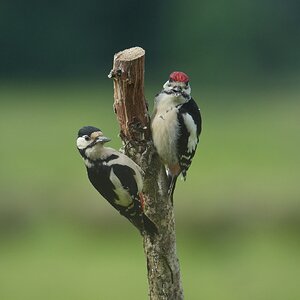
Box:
[76,126,157,235]
[151,71,202,197]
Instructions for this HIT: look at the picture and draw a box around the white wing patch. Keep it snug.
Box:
[109,168,132,207]
[182,113,198,153]
[106,151,143,193]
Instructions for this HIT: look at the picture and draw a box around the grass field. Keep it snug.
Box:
[0,80,299,299]
[0,224,299,300]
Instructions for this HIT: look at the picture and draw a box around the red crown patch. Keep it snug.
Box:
[169,71,189,83]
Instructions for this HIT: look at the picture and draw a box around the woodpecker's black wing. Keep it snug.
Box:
[112,164,144,224]
[112,164,158,235]
[87,164,117,204]
[88,162,157,235]
[87,162,138,209]
[112,164,139,196]
[177,98,202,178]
[87,162,142,222]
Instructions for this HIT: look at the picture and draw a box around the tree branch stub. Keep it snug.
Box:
[109,46,150,147]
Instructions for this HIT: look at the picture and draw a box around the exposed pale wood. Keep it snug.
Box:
[108,46,150,144]
[109,47,184,300]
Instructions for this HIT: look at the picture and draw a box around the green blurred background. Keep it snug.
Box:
[1,1,300,299]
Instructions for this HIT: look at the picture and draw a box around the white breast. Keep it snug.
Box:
[109,168,132,207]
[151,94,182,165]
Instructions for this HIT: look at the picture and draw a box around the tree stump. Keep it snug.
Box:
[109,46,183,300]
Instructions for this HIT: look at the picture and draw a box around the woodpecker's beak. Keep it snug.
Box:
[95,136,111,144]
[172,86,182,93]
[172,85,182,97]
[90,131,111,145]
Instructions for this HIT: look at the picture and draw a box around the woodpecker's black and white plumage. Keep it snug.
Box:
[151,71,202,197]
[76,126,157,235]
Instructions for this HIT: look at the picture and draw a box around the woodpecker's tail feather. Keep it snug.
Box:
[126,212,158,236]
[142,214,158,235]
[167,175,178,204]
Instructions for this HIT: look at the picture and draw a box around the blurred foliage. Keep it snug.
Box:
[1,0,300,82]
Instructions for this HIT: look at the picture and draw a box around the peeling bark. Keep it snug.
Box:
[109,47,184,300]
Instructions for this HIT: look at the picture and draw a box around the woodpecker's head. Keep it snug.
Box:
[76,126,111,159]
[163,71,191,99]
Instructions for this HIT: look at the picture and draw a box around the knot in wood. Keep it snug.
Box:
[108,68,123,79]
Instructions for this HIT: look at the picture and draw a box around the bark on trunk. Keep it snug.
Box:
[109,46,184,300]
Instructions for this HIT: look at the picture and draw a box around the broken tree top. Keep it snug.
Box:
[114,47,145,61]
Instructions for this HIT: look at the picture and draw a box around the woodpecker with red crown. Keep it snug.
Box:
[151,71,202,199]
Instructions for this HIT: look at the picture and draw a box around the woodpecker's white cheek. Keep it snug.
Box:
[76,137,89,149]
[182,113,198,153]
